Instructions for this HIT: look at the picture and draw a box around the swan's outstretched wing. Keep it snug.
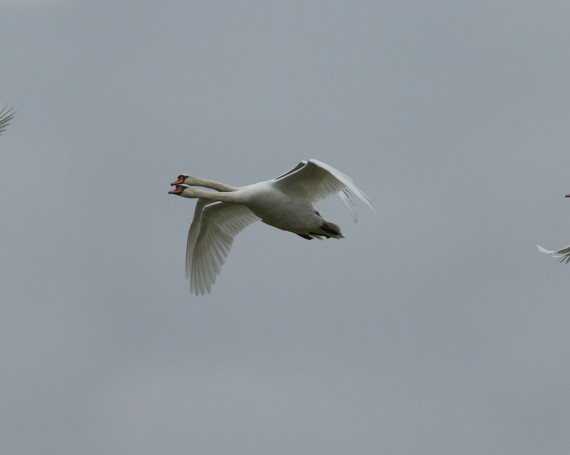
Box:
[185,199,217,280]
[272,161,306,180]
[537,244,570,263]
[0,107,15,136]
[272,159,374,221]
[190,203,259,295]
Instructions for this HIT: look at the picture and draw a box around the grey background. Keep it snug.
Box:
[2,0,570,453]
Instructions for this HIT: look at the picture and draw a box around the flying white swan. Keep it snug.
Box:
[0,106,15,136]
[169,159,374,295]
[538,194,570,263]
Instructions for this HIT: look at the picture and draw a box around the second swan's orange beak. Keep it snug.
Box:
[168,186,184,195]
[171,176,184,186]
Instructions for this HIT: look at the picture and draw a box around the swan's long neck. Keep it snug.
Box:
[190,177,237,192]
[183,187,247,204]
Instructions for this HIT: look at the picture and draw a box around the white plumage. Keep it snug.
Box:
[537,244,570,263]
[169,159,374,295]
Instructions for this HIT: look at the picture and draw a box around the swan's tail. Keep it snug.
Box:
[317,221,344,239]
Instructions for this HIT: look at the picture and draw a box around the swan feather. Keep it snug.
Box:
[0,106,15,136]
[537,244,570,263]
[190,203,259,295]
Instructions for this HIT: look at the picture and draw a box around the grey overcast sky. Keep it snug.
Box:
[2,0,570,454]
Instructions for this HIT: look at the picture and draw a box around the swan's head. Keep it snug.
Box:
[168,184,199,198]
[566,194,570,198]
[169,184,189,196]
[171,174,198,186]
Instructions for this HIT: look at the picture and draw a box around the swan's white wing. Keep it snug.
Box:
[272,161,307,180]
[272,159,374,221]
[537,244,570,263]
[185,199,218,280]
[190,203,260,295]
[0,107,15,136]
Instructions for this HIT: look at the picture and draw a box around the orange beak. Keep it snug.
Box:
[169,186,184,195]
[171,176,184,186]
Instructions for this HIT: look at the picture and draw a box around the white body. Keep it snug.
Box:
[222,181,325,235]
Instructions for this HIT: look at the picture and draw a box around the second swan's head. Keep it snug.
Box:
[168,184,187,195]
[168,184,198,198]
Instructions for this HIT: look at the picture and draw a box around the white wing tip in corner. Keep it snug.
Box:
[536,245,553,254]
[537,244,570,263]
